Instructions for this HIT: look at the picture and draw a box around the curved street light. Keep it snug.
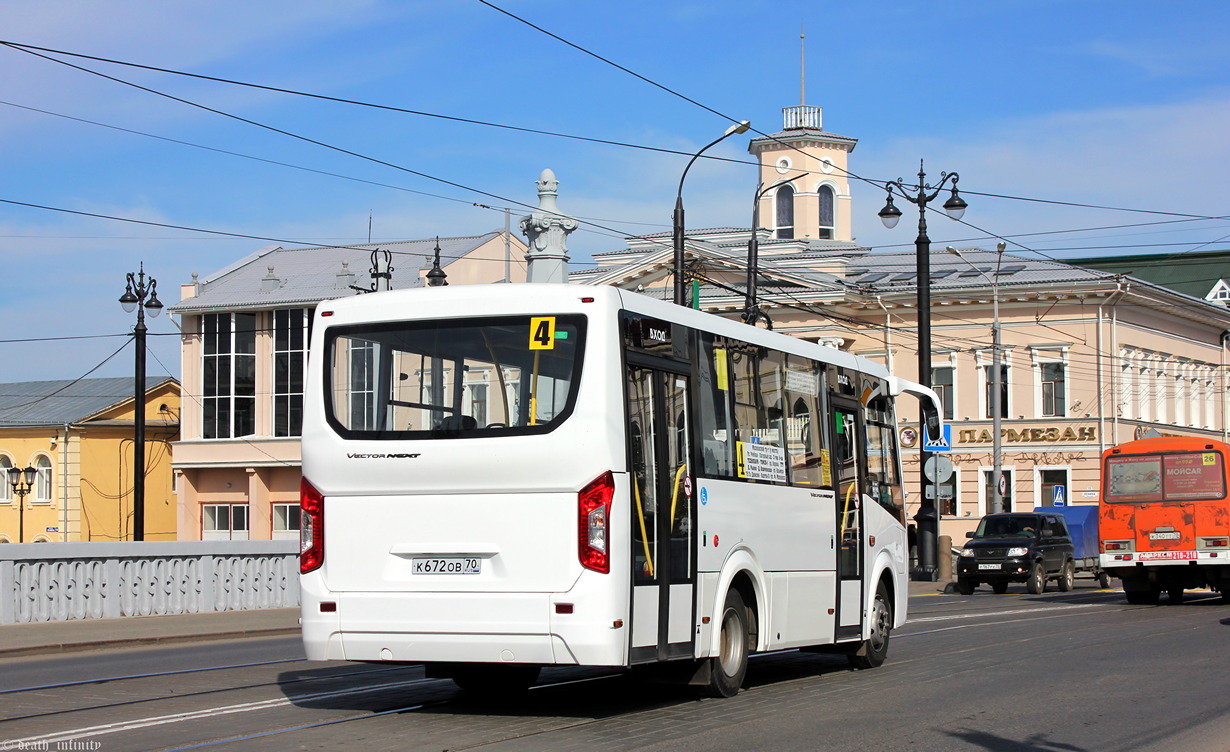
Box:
[672,120,751,307]
[118,263,162,541]
[744,175,802,328]
[878,160,967,581]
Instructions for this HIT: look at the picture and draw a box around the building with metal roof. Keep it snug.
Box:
[0,377,179,542]
[569,105,1230,546]
[168,230,528,541]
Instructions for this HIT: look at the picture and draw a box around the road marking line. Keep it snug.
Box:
[907,603,1101,624]
[6,676,438,746]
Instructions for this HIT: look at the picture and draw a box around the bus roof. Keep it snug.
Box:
[314,282,892,382]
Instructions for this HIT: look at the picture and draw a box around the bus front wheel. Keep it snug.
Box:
[702,589,750,698]
[848,582,892,670]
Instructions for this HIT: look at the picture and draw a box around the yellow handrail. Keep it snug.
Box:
[633,477,654,578]
[840,479,857,537]
[670,463,688,532]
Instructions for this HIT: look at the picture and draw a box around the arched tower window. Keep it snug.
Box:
[818,185,835,239]
[775,184,795,239]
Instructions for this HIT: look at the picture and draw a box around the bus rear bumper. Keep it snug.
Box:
[301,587,627,667]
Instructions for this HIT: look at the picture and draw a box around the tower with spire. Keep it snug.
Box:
[747,25,857,243]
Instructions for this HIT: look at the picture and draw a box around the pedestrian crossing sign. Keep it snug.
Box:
[924,424,952,452]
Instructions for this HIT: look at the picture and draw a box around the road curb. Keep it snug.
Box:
[0,625,302,659]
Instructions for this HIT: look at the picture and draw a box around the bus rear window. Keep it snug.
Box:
[1105,451,1226,503]
[325,314,585,439]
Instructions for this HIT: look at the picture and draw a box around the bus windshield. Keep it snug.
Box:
[1105,451,1226,503]
[324,314,585,439]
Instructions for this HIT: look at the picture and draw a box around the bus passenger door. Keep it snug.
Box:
[831,400,865,636]
[626,365,695,663]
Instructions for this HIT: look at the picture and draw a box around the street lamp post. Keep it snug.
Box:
[878,160,967,581]
[745,175,802,328]
[118,263,163,541]
[948,242,1007,514]
[673,120,751,307]
[7,466,35,543]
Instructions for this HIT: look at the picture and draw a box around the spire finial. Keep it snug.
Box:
[800,22,806,106]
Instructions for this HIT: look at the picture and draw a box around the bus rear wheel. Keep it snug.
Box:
[702,589,750,698]
[848,582,892,670]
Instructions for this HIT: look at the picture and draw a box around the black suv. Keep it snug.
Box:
[956,512,1076,595]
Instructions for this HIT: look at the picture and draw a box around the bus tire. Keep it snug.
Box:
[1167,585,1184,604]
[702,589,750,698]
[1057,560,1075,592]
[1098,571,1112,589]
[1026,562,1047,595]
[848,581,892,670]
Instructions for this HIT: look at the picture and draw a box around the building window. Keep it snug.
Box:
[932,365,955,420]
[203,313,257,439]
[272,503,301,541]
[202,503,249,540]
[1041,362,1066,417]
[1038,468,1069,507]
[0,455,11,503]
[818,185,835,240]
[985,364,1009,419]
[984,468,1014,512]
[348,340,377,431]
[937,470,958,517]
[775,184,795,239]
[33,455,52,504]
[274,309,310,437]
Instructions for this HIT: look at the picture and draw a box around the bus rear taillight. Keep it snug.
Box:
[300,478,325,574]
[579,471,615,574]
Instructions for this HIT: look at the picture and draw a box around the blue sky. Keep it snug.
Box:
[2,0,1229,383]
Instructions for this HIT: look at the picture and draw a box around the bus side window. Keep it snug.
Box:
[696,333,734,478]
[785,353,828,488]
[864,390,903,519]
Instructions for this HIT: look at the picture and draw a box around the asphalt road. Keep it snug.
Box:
[2,581,1228,751]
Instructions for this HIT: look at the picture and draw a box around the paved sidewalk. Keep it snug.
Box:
[0,608,301,658]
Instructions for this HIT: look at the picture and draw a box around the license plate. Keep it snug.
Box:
[412,557,481,574]
[978,563,1000,570]
[1149,531,1181,541]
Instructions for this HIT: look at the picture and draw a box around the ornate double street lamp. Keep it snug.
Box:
[878,160,968,581]
[744,175,802,328]
[673,120,751,307]
[7,466,35,543]
[118,263,163,541]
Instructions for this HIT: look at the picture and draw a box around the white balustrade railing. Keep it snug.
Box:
[0,541,299,624]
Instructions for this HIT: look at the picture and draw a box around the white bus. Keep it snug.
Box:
[299,284,942,696]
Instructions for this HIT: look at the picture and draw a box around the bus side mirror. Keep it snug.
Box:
[922,404,942,443]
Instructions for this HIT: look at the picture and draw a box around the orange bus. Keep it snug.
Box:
[1100,436,1230,605]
